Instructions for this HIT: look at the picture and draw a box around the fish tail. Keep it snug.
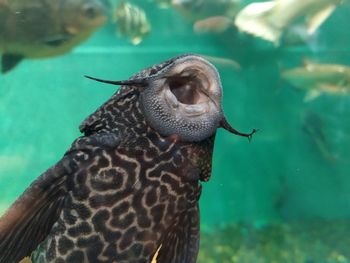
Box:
[234,1,282,44]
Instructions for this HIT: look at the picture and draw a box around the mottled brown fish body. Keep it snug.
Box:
[0,54,255,262]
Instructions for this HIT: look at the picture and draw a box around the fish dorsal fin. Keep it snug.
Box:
[157,206,200,263]
[0,156,73,263]
[306,5,336,34]
[1,53,24,73]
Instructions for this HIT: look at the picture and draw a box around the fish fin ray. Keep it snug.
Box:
[0,155,76,263]
[1,54,24,73]
[235,1,282,44]
[306,5,336,34]
[157,205,200,263]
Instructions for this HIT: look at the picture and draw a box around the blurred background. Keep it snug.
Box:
[1,0,350,262]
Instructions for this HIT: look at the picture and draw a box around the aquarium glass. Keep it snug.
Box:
[1,0,350,262]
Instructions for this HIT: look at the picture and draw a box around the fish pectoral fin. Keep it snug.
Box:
[0,155,75,263]
[304,89,321,102]
[150,244,162,263]
[306,5,336,35]
[18,257,32,263]
[156,206,200,263]
[42,34,73,47]
[1,53,24,73]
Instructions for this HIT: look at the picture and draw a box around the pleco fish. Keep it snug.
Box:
[235,0,344,45]
[113,1,151,45]
[0,0,107,73]
[0,54,256,263]
[172,0,241,33]
[282,60,350,101]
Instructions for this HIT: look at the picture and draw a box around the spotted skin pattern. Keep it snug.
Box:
[0,55,217,263]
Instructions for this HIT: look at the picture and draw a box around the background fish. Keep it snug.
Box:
[0,0,107,73]
[193,16,234,34]
[172,0,241,21]
[149,0,173,9]
[282,60,350,101]
[113,1,151,45]
[235,0,344,45]
[0,54,255,263]
[302,111,336,163]
[172,0,241,33]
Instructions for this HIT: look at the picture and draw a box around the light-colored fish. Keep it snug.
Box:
[235,0,344,45]
[282,60,350,101]
[149,0,172,9]
[113,1,151,45]
[193,16,233,34]
[0,0,107,73]
[203,55,241,70]
[172,0,241,20]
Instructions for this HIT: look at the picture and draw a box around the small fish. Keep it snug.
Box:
[172,0,241,21]
[0,0,108,73]
[113,1,151,45]
[0,54,256,263]
[193,16,233,34]
[302,111,336,163]
[203,55,241,70]
[282,60,350,101]
[235,0,344,45]
[149,0,173,9]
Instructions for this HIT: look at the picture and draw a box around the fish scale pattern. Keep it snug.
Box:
[28,56,215,262]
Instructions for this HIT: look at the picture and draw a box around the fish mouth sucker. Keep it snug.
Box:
[84,54,257,142]
[162,73,217,117]
[160,55,223,118]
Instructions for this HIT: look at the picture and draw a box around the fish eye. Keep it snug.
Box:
[83,5,97,19]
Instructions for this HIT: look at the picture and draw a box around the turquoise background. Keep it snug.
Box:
[1,1,350,261]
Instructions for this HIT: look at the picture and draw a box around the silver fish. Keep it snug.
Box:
[282,60,350,101]
[235,0,344,45]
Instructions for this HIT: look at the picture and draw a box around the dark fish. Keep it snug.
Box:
[0,54,256,263]
[0,0,107,73]
[302,111,336,163]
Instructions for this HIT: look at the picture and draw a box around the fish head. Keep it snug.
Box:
[63,0,108,34]
[85,54,256,142]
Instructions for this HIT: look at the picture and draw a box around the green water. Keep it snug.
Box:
[1,0,350,262]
